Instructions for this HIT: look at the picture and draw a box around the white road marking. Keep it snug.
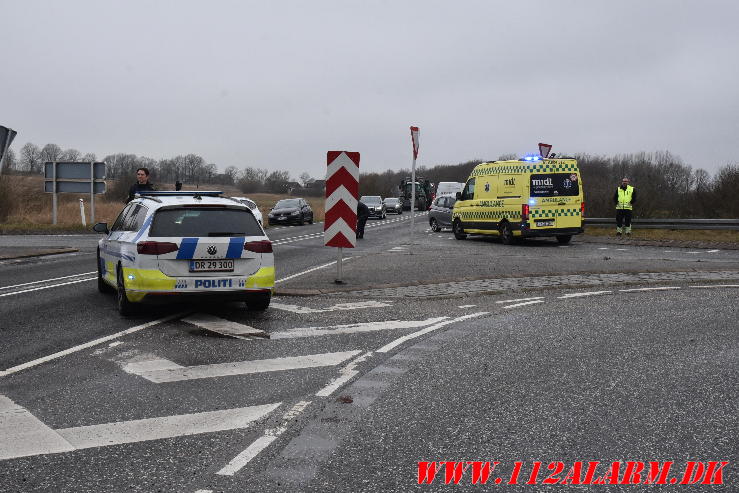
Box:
[557,291,612,299]
[597,247,609,250]
[615,248,628,251]
[0,312,187,378]
[270,300,391,314]
[0,271,96,290]
[376,313,487,353]
[217,400,312,476]
[108,341,123,348]
[0,394,280,460]
[458,304,476,308]
[0,277,96,298]
[496,297,544,304]
[275,258,353,284]
[619,287,681,292]
[182,313,268,339]
[0,394,75,460]
[118,353,185,375]
[56,403,281,451]
[316,351,373,397]
[194,490,213,493]
[270,317,448,340]
[706,249,720,253]
[689,284,739,288]
[686,251,702,254]
[127,351,362,383]
[502,300,546,309]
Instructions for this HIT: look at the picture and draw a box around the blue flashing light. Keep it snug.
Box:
[127,274,136,280]
[529,198,536,206]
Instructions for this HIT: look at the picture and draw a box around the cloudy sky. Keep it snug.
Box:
[3,1,738,178]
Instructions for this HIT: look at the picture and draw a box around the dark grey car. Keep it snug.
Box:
[359,195,386,220]
[383,197,403,215]
[267,198,314,226]
[429,196,456,232]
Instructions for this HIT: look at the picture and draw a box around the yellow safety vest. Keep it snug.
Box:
[617,186,634,210]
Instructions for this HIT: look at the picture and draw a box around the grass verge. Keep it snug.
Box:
[583,227,739,243]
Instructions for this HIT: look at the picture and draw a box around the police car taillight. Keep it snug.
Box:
[244,240,272,253]
[137,241,179,255]
[521,204,530,221]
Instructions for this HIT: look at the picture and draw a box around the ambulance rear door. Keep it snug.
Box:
[528,172,582,230]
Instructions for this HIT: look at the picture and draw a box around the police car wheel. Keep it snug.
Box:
[116,268,135,316]
[453,220,466,240]
[500,223,515,245]
[430,218,441,232]
[556,235,572,245]
[245,292,271,311]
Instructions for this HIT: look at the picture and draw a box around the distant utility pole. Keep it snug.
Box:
[409,126,420,250]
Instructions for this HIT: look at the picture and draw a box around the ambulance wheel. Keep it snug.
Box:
[246,292,271,311]
[500,222,515,245]
[430,218,441,232]
[453,219,467,240]
[556,235,572,245]
[116,267,136,316]
[97,249,113,294]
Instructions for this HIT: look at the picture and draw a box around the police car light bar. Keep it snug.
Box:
[136,191,223,197]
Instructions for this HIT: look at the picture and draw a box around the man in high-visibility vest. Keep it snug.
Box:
[613,177,637,236]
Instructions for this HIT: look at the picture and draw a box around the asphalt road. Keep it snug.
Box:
[0,217,737,492]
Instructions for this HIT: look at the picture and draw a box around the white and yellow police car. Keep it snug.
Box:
[93,191,274,316]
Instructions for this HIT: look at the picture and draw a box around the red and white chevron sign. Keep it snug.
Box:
[324,151,360,248]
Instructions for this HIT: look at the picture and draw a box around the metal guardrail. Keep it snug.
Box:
[584,218,739,231]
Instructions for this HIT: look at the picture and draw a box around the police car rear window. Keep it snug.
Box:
[149,208,263,237]
[530,173,580,197]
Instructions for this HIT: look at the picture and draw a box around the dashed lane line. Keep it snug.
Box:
[557,291,612,299]
[619,286,681,293]
[496,296,545,304]
[501,300,546,309]
[376,312,487,353]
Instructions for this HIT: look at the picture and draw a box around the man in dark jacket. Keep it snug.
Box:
[356,200,370,239]
[126,167,156,203]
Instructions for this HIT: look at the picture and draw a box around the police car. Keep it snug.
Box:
[93,191,274,315]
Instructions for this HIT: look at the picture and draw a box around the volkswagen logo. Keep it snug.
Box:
[207,245,217,255]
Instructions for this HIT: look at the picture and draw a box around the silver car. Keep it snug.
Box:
[383,197,403,215]
[429,196,456,232]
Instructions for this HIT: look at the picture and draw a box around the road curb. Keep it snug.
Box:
[0,248,79,260]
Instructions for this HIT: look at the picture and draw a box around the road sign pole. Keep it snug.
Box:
[336,247,343,283]
[52,162,58,225]
[410,156,416,252]
[90,161,95,224]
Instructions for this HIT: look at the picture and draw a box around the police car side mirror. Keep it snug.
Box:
[93,222,109,234]
[455,192,462,200]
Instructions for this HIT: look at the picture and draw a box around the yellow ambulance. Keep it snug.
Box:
[452,157,584,244]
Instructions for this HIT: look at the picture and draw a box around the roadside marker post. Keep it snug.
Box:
[324,151,360,284]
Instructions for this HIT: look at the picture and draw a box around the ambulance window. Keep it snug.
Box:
[461,178,475,200]
[530,173,580,197]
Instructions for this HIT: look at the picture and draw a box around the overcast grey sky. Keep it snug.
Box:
[3,1,738,178]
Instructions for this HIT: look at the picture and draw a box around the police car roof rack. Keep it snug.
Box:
[137,191,223,200]
[136,194,162,203]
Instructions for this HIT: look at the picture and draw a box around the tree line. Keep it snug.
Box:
[356,151,739,219]
[2,141,737,218]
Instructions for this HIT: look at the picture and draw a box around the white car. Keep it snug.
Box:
[231,196,263,225]
[93,191,274,315]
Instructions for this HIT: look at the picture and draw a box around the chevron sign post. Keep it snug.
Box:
[324,151,360,282]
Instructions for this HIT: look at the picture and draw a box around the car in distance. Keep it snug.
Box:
[383,197,403,215]
[429,195,456,232]
[359,195,386,219]
[267,198,314,226]
[231,196,263,225]
[93,191,274,316]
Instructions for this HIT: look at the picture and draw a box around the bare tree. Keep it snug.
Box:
[40,143,63,164]
[81,152,97,162]
[60,148,82,161]
[1,148,16,173]
[223,166,239,185]
[298,172,312,187]
[20,142,42,173]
